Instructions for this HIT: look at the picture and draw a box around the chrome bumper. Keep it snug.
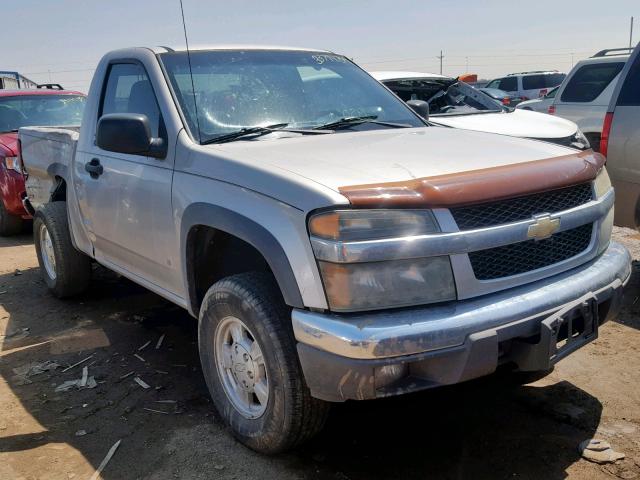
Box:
[293,242,631,361]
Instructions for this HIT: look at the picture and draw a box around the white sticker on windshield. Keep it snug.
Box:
[312,54,347,65]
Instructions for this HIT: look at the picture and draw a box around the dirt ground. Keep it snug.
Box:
[0,228,639,480]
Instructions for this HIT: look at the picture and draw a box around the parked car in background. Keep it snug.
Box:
[485,71,565,101]
[371,71,589,149]
[21,47,629,454]
[601,43,640,229]
[517,86,558,112]
[550,48,633,152]
[478,87,523,107]
[0,88,85,235]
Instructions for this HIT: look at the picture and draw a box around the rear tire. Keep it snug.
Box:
[33,202,91,298]
[0,199,23,236]
[198,272,329,454]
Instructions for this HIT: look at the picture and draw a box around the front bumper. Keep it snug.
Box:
[293,242,631,401]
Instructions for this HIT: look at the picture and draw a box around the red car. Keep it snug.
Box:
[0,88,85,235]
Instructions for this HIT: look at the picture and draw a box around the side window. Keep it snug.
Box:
[546,87,558,98]
[100,63,162,138]
[522,75,546,90]
[523,74,565,90]
[499,77,518,92]
[617,55,640,106]
[560,62,624,103]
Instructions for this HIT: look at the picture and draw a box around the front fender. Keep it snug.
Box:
[180,203,306,314]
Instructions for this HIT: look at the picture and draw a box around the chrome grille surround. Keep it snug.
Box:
[450,183,596,281]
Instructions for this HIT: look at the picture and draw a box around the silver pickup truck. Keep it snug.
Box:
[19,45,631,453]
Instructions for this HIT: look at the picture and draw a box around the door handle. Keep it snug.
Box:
[85,158,104,179]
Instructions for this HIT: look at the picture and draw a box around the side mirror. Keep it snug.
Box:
[407,100,430,121]
[96,113,166,158]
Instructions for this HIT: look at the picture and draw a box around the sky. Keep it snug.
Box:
[1,0,638,93]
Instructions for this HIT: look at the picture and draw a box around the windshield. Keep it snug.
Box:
[382,78,503,115]
[159,50,424,143]
[0,94,85,133]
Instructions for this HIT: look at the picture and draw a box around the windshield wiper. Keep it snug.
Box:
[313,115,412,130]
[202,123,332,145]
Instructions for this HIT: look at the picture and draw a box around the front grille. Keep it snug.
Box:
[468,223,593,280]
[451,183,593,230]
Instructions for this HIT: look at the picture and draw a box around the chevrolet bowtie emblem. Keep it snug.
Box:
[527,215,560,240]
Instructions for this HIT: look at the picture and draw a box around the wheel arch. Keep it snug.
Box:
[50,175,67,202]
[181,203,305,316]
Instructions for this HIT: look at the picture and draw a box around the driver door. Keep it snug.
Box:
[74,62,178,296]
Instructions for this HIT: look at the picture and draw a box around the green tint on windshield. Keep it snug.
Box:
[159,50,424,143]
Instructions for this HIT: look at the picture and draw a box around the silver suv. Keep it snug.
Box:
[551,48,633,151]
[602,42,640,229]
[485,71,565,101]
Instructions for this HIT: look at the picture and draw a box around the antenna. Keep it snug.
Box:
[179,0,201,142]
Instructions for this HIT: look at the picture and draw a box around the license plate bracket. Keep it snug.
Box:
[512,293,599,371]
[543,293,598,365]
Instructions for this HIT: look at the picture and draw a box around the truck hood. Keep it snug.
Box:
[207,126,578,193]
[0,132,17,156]
[429,109,577,139]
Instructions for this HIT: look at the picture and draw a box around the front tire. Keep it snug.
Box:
[33,202,91,298]
[0,199,23,236]
[198,272,329,454]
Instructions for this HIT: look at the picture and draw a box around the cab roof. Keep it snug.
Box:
[150,44,333,54]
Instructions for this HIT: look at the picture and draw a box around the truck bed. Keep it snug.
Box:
[19,126,80,210]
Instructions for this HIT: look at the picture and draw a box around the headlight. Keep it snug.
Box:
[309,209,456,312]
[571,129,590,150]
[4,156,23,174]
[318,257,456,312]
[309,209,439,241]
[594,167,611,198]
